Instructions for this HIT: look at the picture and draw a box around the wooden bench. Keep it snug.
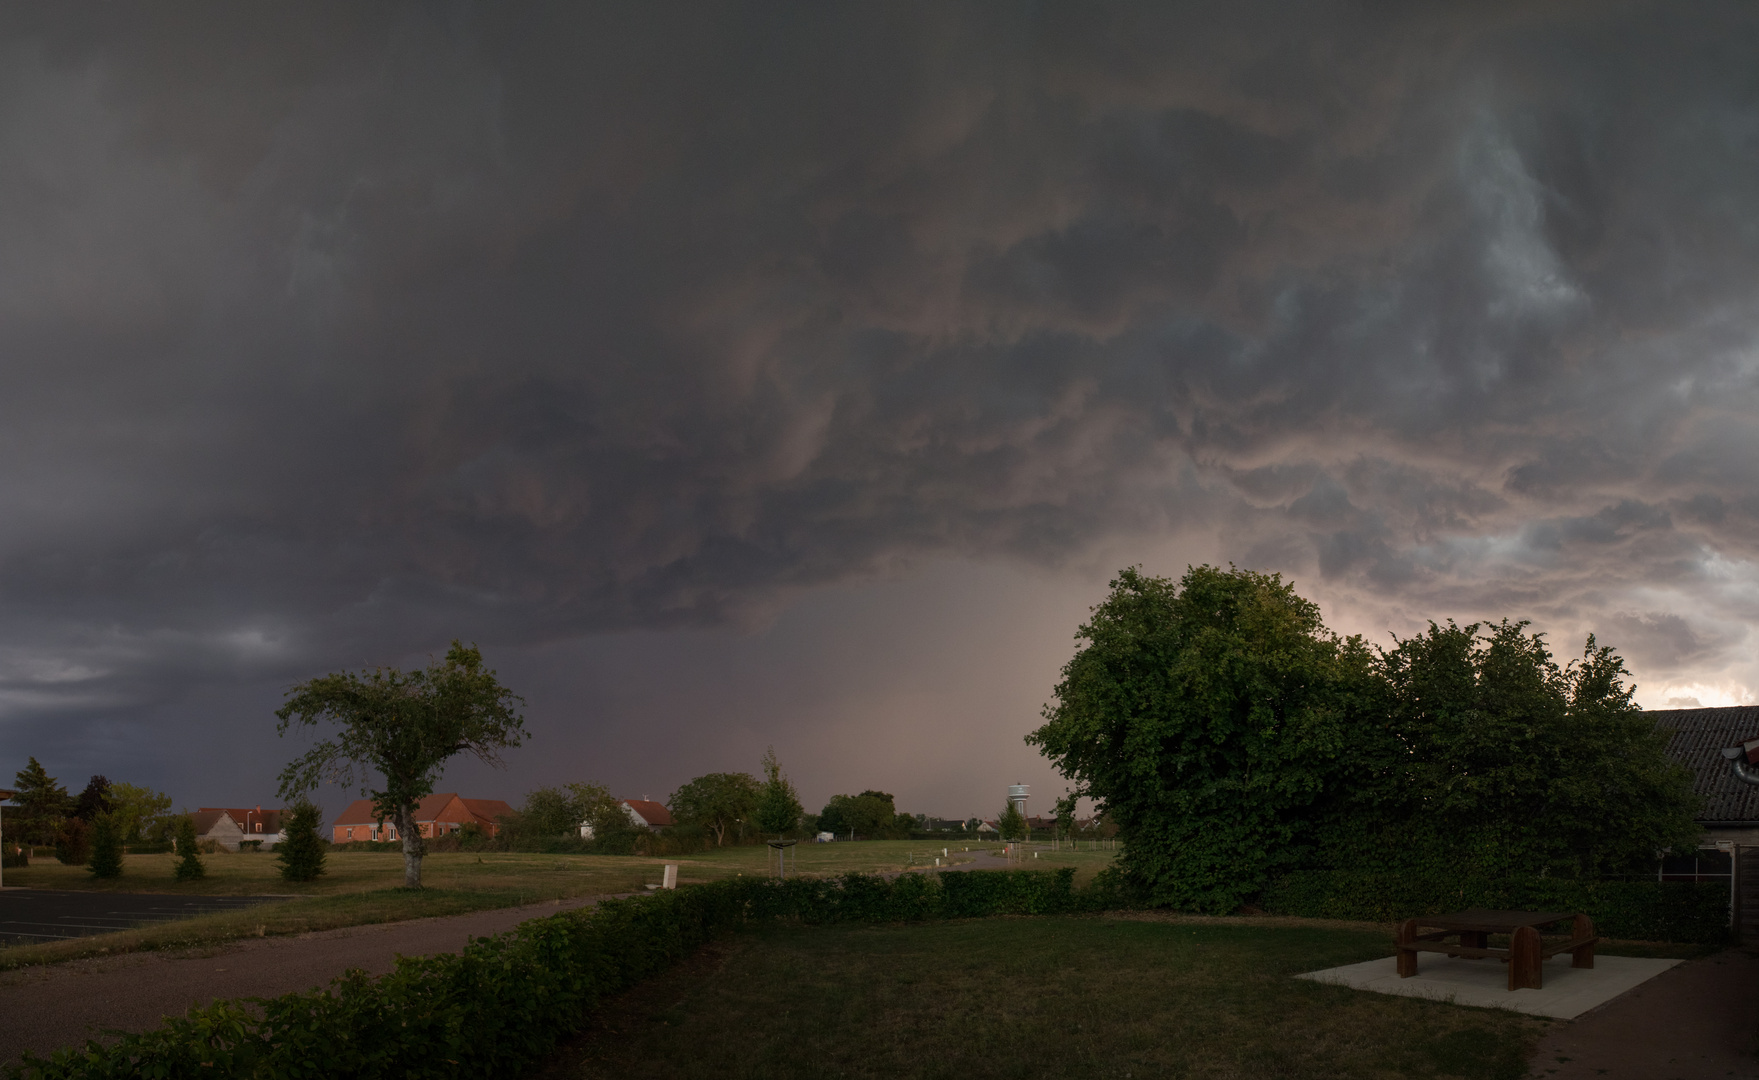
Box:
[1395,909,1599,991]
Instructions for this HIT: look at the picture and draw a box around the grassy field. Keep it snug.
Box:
[0,840,1097,968]
[534,915,1556,1080]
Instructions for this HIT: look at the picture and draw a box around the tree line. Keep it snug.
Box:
[1029,565,1703,913]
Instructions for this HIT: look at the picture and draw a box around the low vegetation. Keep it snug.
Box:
[540,916,1545,1080]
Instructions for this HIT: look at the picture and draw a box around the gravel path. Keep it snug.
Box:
[0,892,609,1068]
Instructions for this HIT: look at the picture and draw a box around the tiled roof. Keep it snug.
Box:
[461,798,515,824]
[1653,706,1759,824]
[332,794,514,828]
[189,809,238,835]
[622,799,674,827]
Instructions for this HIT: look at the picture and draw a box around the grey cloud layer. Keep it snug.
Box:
[3,2,1759,721]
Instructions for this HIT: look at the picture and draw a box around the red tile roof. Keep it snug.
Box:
[331,794,511,828]
[621,799,674,827]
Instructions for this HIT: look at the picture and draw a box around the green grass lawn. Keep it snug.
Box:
[1,841,1103,967]
[673,840,1117,885]
[532,915,1549,1080]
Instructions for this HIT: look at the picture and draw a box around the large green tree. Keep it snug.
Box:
[755,747,805,835]
[109,783,174,845]
[275,641,528,889]
[817,790,899,839]
[669,772,761,846]
[1027,566,1373,912]
[1327,620,1701,877]
[10,758,71,847]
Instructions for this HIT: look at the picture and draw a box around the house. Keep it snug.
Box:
[1654,705,1759,939]
[579,799,676,838]
[331,794,515,844]
[190,809,248,852]
[195,806,287,850]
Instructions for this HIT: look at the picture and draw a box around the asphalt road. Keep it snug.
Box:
[0,889,282,946]
[0,892,607,1067]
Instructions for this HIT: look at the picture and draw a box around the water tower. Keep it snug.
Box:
[1007,783,1029,822]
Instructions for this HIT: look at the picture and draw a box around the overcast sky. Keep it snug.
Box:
[4,2,1759,821]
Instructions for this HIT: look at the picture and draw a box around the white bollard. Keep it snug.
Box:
[935,858,940,867]
[663,863,678,890]
[943,848,948,857]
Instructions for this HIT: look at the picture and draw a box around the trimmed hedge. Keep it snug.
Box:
[8,869,1117,1080]
[1261,870,1730,945]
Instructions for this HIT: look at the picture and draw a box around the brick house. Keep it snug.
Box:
[330,793,514,844]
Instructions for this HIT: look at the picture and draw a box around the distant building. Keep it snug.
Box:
[331,794,514,844]
[578,799,676,839]
[190,809,248,852]
[194,806,286,850]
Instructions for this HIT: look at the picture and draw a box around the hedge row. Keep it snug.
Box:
[1260,870,1730,944]
[8,869,1113,1080]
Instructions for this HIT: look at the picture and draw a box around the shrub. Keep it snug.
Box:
[1,845,25,869]
[8,870,1129,1079]
[173,816,206,882]
[1260,870,1730,945]
[276,801,327,883]
[86,814,123,879]
[54,818,91,866]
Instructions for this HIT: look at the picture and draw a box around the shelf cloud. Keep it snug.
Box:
[4,3,1759,807]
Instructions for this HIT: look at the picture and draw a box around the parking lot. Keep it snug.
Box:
[0,890,280,946]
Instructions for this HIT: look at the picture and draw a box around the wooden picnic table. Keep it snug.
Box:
[1395,908,1598,991]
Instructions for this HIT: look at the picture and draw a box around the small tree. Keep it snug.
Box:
[997,801,1028,841]
[1053,793,1078,842]
[87,813,123,879]
[755,747,804,836]
[276,800,327,883]
[276,641,527,889]
[173,814,206,881]
[72,775,114,822]
[55,817,91,865]
[669,772,761,846]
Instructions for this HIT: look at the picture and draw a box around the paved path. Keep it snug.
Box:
[0,893,607,1068]
[1527,946,1759,1079]
[0,889,282,946]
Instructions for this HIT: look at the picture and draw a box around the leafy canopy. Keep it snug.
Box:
[669,772,760,846]
[275,641,526,888]
[1326,620,1701,878]
[1030,566,1703,913]
[1029,565,1368,912]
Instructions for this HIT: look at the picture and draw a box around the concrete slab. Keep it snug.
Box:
[1295,953,1683,1019]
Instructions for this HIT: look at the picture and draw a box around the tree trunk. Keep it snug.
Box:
[396,804,426,889]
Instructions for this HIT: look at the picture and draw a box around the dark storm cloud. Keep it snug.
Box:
[5,0,1759,749]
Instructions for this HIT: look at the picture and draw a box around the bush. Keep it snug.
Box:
[276,801,327,883]
[87,814,123,879]
[1,845,25,869]
[53,818,90,866]
[173,816,205,882]
[7,869,1129,1079]
[1260,870,1730,945]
